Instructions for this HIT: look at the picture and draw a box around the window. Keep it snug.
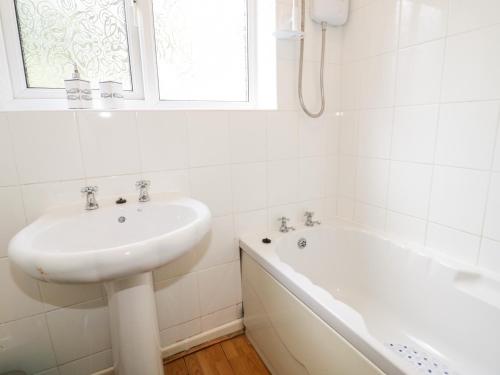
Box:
[152,0,249,102]
[0,0,274,107]
[15,0,133,90]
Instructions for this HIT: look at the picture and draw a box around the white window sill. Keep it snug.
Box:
[0,98,277,112]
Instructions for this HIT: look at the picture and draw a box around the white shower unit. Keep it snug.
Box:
[310,0,349,26]
[296,0,349,118]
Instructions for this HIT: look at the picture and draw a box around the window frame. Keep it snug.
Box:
[0,0,145,100]
[0,0,264,109]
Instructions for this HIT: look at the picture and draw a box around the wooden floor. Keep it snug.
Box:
[164,335,270,375]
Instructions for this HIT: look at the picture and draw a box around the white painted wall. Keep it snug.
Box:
[0,2,342,374]
[337,0,500,274]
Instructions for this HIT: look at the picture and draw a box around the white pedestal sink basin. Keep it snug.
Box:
[8,193,211,375]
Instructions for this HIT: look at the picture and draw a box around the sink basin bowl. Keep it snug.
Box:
[8,192,212,375]
[8,193,211,283]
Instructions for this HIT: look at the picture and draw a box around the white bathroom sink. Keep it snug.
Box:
[8,193,212,283]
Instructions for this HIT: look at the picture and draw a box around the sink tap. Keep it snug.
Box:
[136,180,151,202]
[304,211,321,227]
[81,186,99,210]
[278,217,295,233]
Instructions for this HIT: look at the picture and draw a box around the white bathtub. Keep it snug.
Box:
[240,224,500,375]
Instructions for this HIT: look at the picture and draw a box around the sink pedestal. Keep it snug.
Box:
[105,272,164,375]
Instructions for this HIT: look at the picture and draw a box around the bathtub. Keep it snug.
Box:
[240,223,500,375]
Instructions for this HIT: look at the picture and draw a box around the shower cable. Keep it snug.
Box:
[298,0,328,118]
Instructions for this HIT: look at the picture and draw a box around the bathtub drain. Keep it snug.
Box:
[385,343,459,375]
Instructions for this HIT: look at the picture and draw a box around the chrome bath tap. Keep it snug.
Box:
[304,211,321,227]
[136,180,151,202]
[278,216,295,233]
[81,186,99,210]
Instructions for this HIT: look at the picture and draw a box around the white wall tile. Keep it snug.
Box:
[231,163,267,212]
[9,112,84,184]
[0,186,25,258]
[78,112,141,177]
[426,223,480,264]
[436,101,499,169]
[197,261,242,316]
[267,159,299,206]
[392,105,439,163]
[442,25,500,102]
[337,196,355,221]
[299,157,326,201]
[86,174,141,199]
[187,111,230,167]
[400,0,448,47]
[192,215,237,271]
[277,60,298,110]
[396,40,445,106]
[235,210,268,238]
[358,52,397,108]
[155,273,200,330]
[483,173,500,242]
[356,158,390,207]
[159,319,201,348]
[325,114,340,156]
[299,115,327,157]
[479,238,500,274]
[137,111,188,172]
[0,259,44,323]
[39,282,102,312]
[229,111,267,163]
[21,180,85,223]
[429,167,490,234]
[46,298,110,364]
[339,111,358,155]
[0,114,18,186]
[494,128,500,172]
[200,304,242,332]
[354,202,386,231]
[386,212,427,245]
[357,108,393,158]
[343,0,399,61]
[338,156,357,197]
[142,170,190,195]
[341,62,361,110]
[189,166,232,217]
[325,156,339,197]
[267,111,299,160]
[388,161,433,218]
[448,0,500,34]
[0,315,56,374]
[58,350,112,375]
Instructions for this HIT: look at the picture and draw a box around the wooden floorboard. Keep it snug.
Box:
[221,335,270,375]
[164,334,270,375]
[164,358,189,375]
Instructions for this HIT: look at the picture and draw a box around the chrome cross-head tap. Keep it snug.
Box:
[278,216,295,233]
[81,186,99,210]
[304,211,321,227]
[136,180,151,202]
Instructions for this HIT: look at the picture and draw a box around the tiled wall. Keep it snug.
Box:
[0,3,341,374]
[338,0,500,273]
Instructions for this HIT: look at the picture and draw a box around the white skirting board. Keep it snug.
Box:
[92,319,244,375]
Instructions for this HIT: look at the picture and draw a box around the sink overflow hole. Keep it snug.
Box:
[118,216,126,223]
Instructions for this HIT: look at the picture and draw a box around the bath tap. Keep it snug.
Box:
[278,217,295,233]
[304,211,321,226]
[81,186,99,210]
[136,180,151,202]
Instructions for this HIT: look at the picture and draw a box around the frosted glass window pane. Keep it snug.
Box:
[153,0,248,102]
[15,0,133,90]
